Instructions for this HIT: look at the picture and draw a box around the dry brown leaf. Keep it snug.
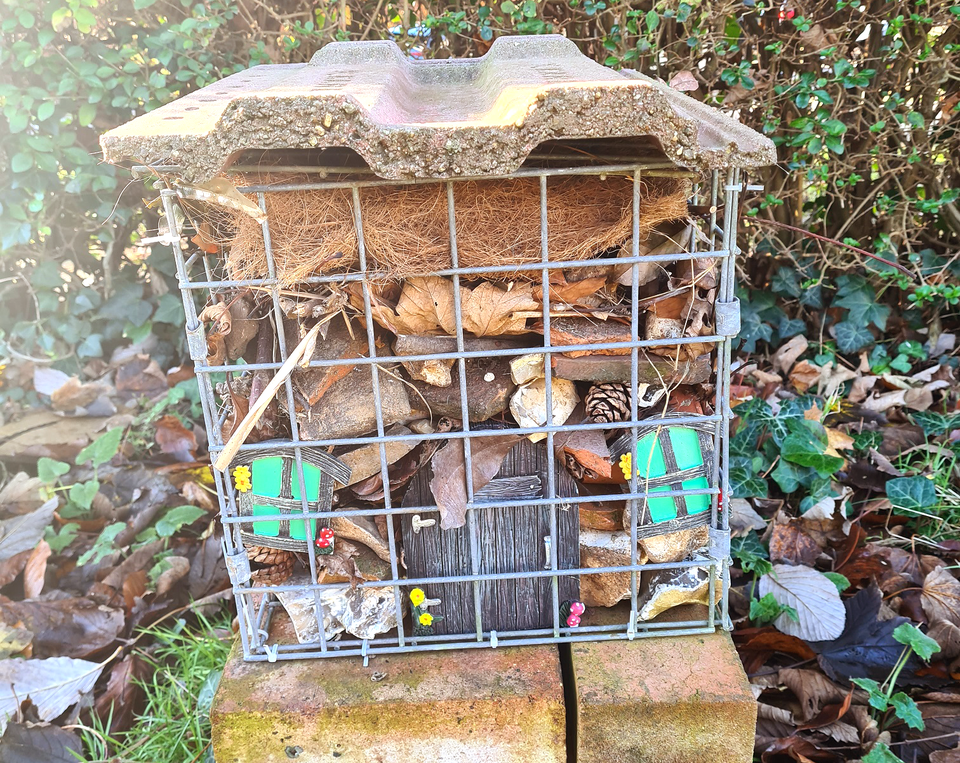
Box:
[50,376,109,411]
[0,597,124,658]
[156,556,191,597]
[779,668,848,722]
[789,360,821,393]
[928,620,960,659]
[395,276,456,334]
[22,539,51,599]
[123,570,148,613]
[429,434,523,529]
[669,69,699,91]
[461,282,538,336]
[199,303,232,335]
[773,335,808,375]
[922,566,960,626]
[94,653,149,734]
[769,521,820,566]
[533,274,607,305]
[154,415,198,462]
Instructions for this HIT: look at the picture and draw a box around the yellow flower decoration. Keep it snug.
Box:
[619,453,633,481]
[410,588,426,607]
[418,612,434,627]
[232,465,252,493]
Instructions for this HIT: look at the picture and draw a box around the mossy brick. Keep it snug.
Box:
[211,639,566,763]
[571,627,756,763]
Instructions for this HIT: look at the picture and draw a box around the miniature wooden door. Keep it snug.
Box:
[401,439,579,635]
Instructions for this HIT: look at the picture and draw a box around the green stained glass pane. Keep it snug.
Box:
[635,431,666,479]
[681,476,711,515]
[290,463,321,501]
[647,486,678,523]
[289,462,320,540]
[252,504,280,536]
[251,457,283,497]
[669,427,705,470]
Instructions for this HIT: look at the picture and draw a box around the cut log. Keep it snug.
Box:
[287,318,367,406]
[552,353,712,385]
[299,365,411,441]
[547,317,636,358]
[408,356,515,422]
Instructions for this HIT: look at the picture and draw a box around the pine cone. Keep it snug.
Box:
[246,545,295,567]
[585,382,631,423]
[250,555,295,586]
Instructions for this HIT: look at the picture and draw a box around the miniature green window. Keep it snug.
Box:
[231,447,351,552]
[614,421,714,538]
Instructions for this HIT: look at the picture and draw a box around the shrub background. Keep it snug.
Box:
[0,0,958,391]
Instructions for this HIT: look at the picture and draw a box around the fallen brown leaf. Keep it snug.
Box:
[0,596,124,658]
[154,415,198,462]
[429,434,523,529]
[922,566,960,627]
[22,539,51,599]
[770,520,821,566]
[94,653,149,734]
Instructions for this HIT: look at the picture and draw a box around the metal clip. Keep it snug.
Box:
[185,321,207,362]
[708,527,731,561]
[420,597,441,609]
[411,514,436,533]
[361,639,370,667]
[224,546,252,585]
[264,643,279,663]
[490,630,498,649]
[627,615,637,641]
[715,298,741,337]
[543,537,552,569]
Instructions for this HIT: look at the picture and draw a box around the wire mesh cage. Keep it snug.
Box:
[104,36,776,663]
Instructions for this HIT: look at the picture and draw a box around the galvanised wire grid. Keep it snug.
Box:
[156,159,744,663]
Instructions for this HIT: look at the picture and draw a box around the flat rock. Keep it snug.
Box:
[638,558,721,621]
[552,353,712,385]
[408,356,514,422]
[579,529,646,608]
[640,525,709,564]
[299,365,411,441]
[288,319,368,406]
[335,424,419,487]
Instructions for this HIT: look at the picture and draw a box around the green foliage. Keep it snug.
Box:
[154,505,207,538]
[750,592,799,626]
[852,623,940,735]
[730,397,843,509]
[76,426,123,469]
[77,521,125,565]
[731,531,772,576]
[824,571,851,592]
[80,614,231,763]
[886,476,937,512]
[862,742,904,763]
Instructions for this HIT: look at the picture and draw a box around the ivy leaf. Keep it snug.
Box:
[155,505,207,537]
[37,457,70,484]
[862,742,903,763]
[75,427,123,469]
[731,531,772,576]
[771,267,801,297]
[781,422,844,477]
[750,593,797,626]
[834,281,890,330]
[799,284,823,309]
[911,410,960,437]
[886,476,937,512]
[730,459,768,498]
[892,622,941,661]
[771,459,805,493]
[834,320,875,353]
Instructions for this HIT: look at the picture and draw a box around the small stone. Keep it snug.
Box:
[483,372,496,382]
[640,525,709,564]
[509,377,579,443]
[637,557,721,620]
[579,529,646,608]
[510,353,545,385]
